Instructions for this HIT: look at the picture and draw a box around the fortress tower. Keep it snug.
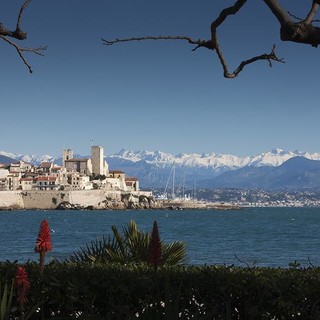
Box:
[91,145,108,176]
[62,149,73,168]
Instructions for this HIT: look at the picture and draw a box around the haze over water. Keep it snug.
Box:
[1,207,319,268]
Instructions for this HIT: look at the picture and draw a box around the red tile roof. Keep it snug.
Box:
[125,177,138,181]
[51,166,62,170]
[24,173,38,177]
[40,162,53,168]
[36,176,57,182]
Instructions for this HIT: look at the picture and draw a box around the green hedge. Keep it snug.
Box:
[2,262,320,319]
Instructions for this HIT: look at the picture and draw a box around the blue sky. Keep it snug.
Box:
[0,1,319,157]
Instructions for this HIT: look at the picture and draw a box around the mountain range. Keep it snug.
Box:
[1,148,320,190]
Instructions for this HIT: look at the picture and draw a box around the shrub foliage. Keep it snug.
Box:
[68,220,186,266]
[1,262,320,319]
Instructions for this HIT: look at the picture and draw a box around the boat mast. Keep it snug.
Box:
[182,171,185,199]
[172,161,175,199]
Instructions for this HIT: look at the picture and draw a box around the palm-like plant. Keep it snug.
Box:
[69,220,186,266]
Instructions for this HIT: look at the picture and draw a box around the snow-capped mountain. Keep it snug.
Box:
[107,148,320,187]
[2,148,320,188]
[0,151,58,165]
[109,148,320,169]
[247,148,320,167]
[109,149,176,164]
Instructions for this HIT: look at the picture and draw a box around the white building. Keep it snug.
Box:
[35,176,59,191]
[7,172,21,190]
[125,177,139,192]
[70,173,92,190]
[19,178,35,190]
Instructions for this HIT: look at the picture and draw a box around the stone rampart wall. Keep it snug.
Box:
[0,190,140,210]
[68,190,122,206]
[21,191,71,209]
[0,191,24,209]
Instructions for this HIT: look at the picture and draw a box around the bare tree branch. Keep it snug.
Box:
[0,0,45,73]
[288,11,320,23]
[211,0,247,31]
[264,0,320,47]
[305,1,320,24]
[209,0,247,73]
[263,0,291,26]
[209,0,284,78]
[16,0,32,37]
[287,11,304,21]
[218,45,284,79]
[0,35,46,73]
[102,36,215,51]
[103,0,284,78]
[103,0,320,78]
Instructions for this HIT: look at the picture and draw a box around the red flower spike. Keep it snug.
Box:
[35,220,52,254]
[15,266,30,305]
[148,220,162,269]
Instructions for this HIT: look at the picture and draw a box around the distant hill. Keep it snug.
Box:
[0,155,15,165]
[203,157,320,190]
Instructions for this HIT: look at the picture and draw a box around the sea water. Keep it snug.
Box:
[0,207,320,267]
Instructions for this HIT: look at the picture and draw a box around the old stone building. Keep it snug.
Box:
[91,145,108,176]
[62,149,74,167]
[64,158,93,175]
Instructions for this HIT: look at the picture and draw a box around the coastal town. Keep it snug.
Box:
[1,146,320,209]
[191,188,320,208]
[0,145,140,193]
[0,145,158,210]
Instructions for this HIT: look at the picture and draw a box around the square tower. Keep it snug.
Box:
[62,149,73,168]
[91,146,104,176]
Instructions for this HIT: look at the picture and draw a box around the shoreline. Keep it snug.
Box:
[0,189,155,211]
[0,189,241,211]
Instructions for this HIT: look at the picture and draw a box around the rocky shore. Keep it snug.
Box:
[158,199,241,211]
[56,194,160,210]
[0,190,240,211]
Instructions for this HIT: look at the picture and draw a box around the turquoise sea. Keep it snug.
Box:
[1,207,320,267]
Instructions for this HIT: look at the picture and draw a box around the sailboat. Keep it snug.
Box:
[155,162,175,200]
[156,162,195,202]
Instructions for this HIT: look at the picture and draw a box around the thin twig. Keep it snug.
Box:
[0,35,46,73]
[287,11,303,21]
[0,0,45,73]
[16,0,32,33]
[288,10,320,23]
[228,45,285,78]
